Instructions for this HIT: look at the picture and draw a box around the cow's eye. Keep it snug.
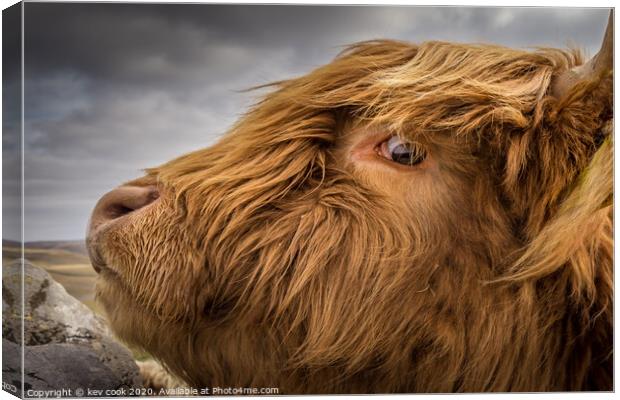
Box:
[379,136,427,166]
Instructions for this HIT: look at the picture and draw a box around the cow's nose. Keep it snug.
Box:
[89,185,160,232]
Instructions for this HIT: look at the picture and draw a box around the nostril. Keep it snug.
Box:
[95,185,160,224]
[107,204,137,219]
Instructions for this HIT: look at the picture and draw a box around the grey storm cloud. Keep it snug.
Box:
[3,3,611,240]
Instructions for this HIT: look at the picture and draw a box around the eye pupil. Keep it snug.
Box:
[391,146,416,164]
[387,136,426,166]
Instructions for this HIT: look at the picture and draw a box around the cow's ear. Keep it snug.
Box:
[551,11,613,99]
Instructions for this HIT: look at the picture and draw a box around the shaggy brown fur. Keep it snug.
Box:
[90,32,613,393]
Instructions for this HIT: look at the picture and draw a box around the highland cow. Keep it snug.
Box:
[86,14,613,393]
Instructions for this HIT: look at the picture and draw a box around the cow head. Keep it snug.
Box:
[87,13,613,393]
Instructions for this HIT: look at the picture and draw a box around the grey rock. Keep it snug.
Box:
[3,259,107,346]
[2,260,142,397]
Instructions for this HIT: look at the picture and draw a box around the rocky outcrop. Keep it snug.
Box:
[2,260,142,397]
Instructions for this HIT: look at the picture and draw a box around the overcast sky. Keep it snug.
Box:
[2,4,611,241]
